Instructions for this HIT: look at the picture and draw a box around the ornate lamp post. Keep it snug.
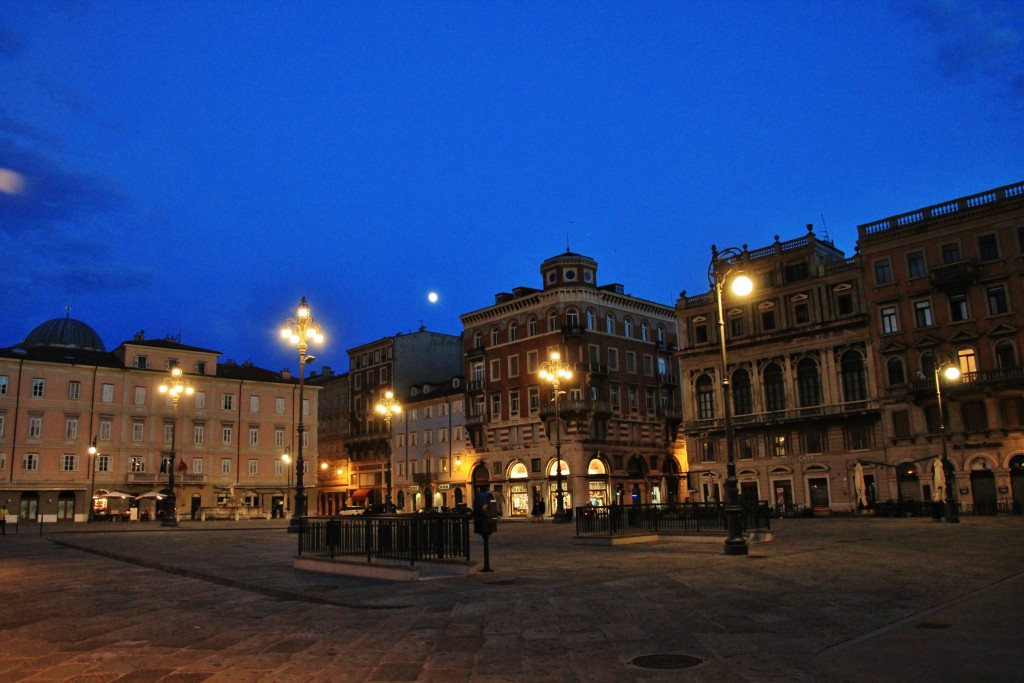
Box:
[710,245,754,556]
[375,390,401,511]
[281,448,292,516]
[934,360,962,524]
[281,296,324,532]
[158,365,193,527]
[540,350,572,522]
[87,436,98,522]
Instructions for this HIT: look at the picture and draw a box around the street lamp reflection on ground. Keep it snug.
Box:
[934,361,961,524]
[281,296,324,533]
[710,244,753,556]
[540,351,572,522]
[375,390,401,511]
[158,365,193,527]
[281,449,292,516]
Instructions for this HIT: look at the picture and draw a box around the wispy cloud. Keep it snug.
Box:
[901,0,1024,100]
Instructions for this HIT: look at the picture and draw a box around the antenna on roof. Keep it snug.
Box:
[820,214,832,243]
[65,304,71,318]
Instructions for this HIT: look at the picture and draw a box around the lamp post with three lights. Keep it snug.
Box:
[539,351,572,522]
[710,245,754,556]
[375,390,401,511]
[158,365,193,527]
[281,297,324,532]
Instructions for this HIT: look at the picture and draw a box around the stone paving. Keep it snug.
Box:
[0,515,1022,682]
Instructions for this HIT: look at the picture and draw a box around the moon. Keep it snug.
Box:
[428,292,439,303]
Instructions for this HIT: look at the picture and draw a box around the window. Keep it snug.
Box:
[837,292,854,316]
[64,417,79,440]
[490,327,500,346]
[913,300,933,327]
[134,386,147,405]
[566,308,579,328]
[248,427,259,446]
[586,310,596,330]
[23,453,39,471]
[223,394,235,411]
[628,386,638,412]
[847,425,870,450]
[0,375,7,396]
[0,414,6,437]
[62,454,78,472]
[160,422,172,444]
[409,432,418,446]
[732,369,752,416]
[643,354,653,376]
[608,348,619,370]
[249,395,259,412]
[785,262,809,282]
[737,437,754,460]
[509,390,520,417]
[135,355,148,369]
[907,251,926,278]
[132,421,144,442]
[528,386,540,413]
[696,375,715,419]
[195,392,206,409]
[130,456,144,472]
[221,458,231,474]
[941,242,961,263]
[729,316,744,337]
[793,301,810,325]
[606,313,615,334]
[508,355,519,378]
[797,358,821,407]
[1000,396,1024,427]
[841,352,867,402]
[961,400,988,432]
[248,459,258,475]
[625,351,636,373]
[195,360,206,375]
[275,397,285,414]
[97,454,111,472]
[102,383,114,402]
[423,430,433,445]
[623,318,633,338]
[881,306,899,334]
[764,364,785,412]
[886,357,907,385]
[995,340,1017,369]
[957,348,978,373]
[641,321,650,341]
[490,393,501,418]
[771,434,787,458]
[193,458,203,474]
[761,308,776,331]
[949,293,970,321]
[525,350,538,374]
[32,378,44,397]
[694,323,708,344]
[68,381,81,400]
[547,311,558,332]
[28,415,42,438]
[892,410,911,438]
[804,430,823,455]
[489,359,500,381]
[193,423,205,444]
[222,425,233,445]
[275,428,285,447]
[702,439,716,462]
[527,317,537,336]
[978,234,1000,262]
[610,385,621,411]
[874,259,893,285]
[453,399,463,414]
[99,419,112,441]
[439,427,449,442]
[987,285,1009,315]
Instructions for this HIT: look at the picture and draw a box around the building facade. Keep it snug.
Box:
[460,251,683,519]
[0,319,319,522]
[858,180,1024,513]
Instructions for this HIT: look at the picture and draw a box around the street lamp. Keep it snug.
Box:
[87,436,98,522]
[934,360,961,524]
[281,296,324,532]
[539,350,572,522]
[375,390,401,511]
[710,244,754,556]
[281,448,292,516]
[158,365,194,527]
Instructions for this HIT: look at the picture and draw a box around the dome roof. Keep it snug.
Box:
[22,317,106,352]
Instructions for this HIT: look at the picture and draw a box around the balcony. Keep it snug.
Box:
[344,430,389,449]
[909,366,1024,396]
[561,324,586,337]
[466,344,486,360]
[575,362,609,378]
[929,260,976,289]
[683,401,879,434]
[658,373,677,385]
[465,413,489,426]
[539,400,613,419]
[467,379,487,393]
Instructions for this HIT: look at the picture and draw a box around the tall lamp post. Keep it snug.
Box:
[281,448,292,516]
[375,390,401,511]
[87,436,98,522]
[934,360,962,524]
[159,365,193,527]
[539,351,572,522]
[710,245,754,556]
[281,296,324,533]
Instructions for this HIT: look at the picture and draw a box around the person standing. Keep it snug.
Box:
[0,504,7,536]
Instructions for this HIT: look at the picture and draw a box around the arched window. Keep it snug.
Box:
[657,326,665,344]
[566,308,580,328]
[641,321,650,341]
[841,351,867,402]
[606,313,615,334]
[763,363,786,412]
[886,357,907,386]
[490,327,500,345]
[920,353,936,378]
[957,347,977,373]
[472,331,483,348]
[995,340,1017,369]
[509,321,518,341]
[624,318,633,338]
[732,369,752,415]
[527,317,537,337]
[797,358,821,407]
[547,311,559,332]
[586,309,596,330]
[696,374,715,420]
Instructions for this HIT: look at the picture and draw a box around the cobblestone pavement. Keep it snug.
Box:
[0,516,1022,682]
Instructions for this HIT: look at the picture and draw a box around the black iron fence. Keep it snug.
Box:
[575,502,772,537]
[298,513,471,565]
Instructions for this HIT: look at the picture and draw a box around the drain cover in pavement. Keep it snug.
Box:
[630,654,703,670]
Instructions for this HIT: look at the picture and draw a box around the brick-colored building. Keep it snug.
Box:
[460,251,683,518]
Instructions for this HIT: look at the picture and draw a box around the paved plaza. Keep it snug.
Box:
[0,515,1022,682]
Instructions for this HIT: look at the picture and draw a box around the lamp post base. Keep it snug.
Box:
[286,516,301,533]
[551,511,571,524]
[162,515,178,528]
[723,537,748,555]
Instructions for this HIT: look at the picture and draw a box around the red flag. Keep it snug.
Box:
[177,459,188,472]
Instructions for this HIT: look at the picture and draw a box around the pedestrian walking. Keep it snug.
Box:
[0,504,7,536]
[531,499,541,523]
[538,497,546,521]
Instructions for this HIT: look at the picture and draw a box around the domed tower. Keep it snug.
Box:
[539,249,598,290]
[21,315,106,352]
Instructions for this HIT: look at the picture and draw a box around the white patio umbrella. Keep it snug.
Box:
[854,463,868,508]
[95,491,134,499]
[932,459,946,502]
[135,491,165,500]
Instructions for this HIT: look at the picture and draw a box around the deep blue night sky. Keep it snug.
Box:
[2,1,1022,374]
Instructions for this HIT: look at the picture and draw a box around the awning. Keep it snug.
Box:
[350,488,373,502]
